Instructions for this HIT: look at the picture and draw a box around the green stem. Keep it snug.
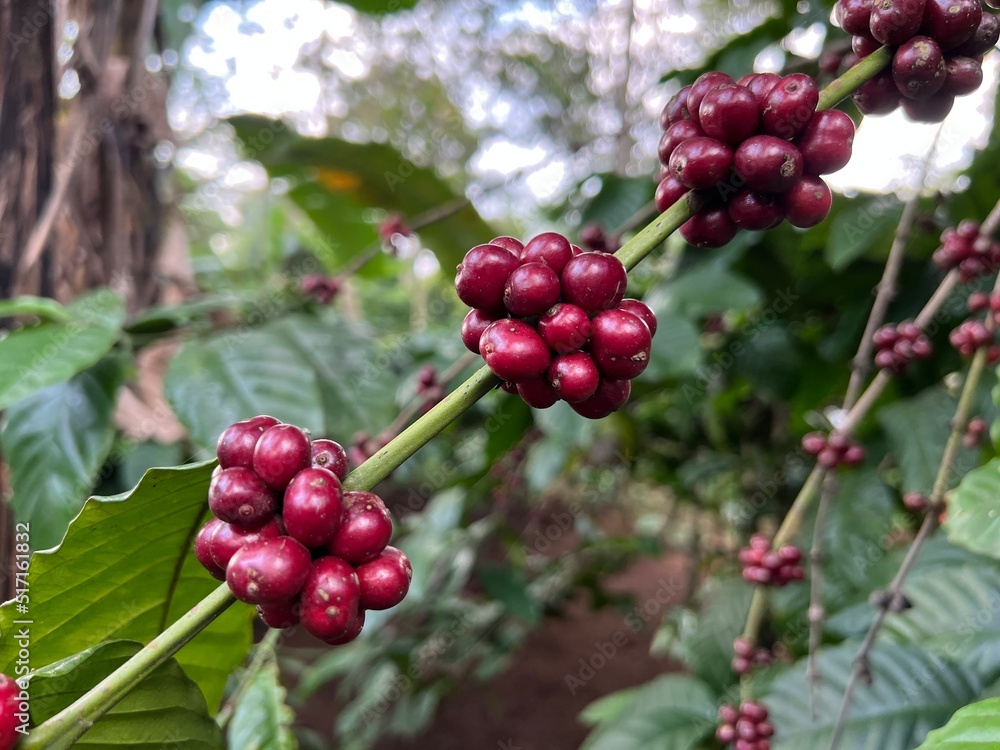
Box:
[216,628,281,730]
[23,584,236,750]
[27,47,897,747]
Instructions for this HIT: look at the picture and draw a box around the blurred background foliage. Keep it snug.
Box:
[4,0,1000,748]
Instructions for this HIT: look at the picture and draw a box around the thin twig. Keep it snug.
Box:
[127,0,160,92]
[215,627,281,730]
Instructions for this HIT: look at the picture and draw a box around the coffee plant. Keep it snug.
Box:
[4,0,1000,748]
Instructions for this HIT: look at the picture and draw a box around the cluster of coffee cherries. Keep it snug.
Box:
[934,221,1000,281]
[300,274,342,304]
[455,232,657,419]
[837,0,999,122]
[801,431,867,469]
[950,319,1000,361]
[194,416,412,646]
[964,416,988,447]
[872,320,933,372]
[732,636,773,676]
[717,701,774,749]
[656,70,854,248]
[738,534,805,587]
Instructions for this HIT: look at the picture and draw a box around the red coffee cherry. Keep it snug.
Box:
[253,424,311,493]
[762,74,819,139]
[207,517,282,571]
[226,536,312,605]
[0,674,20,750]
[461,308,503,354]
[870,0,927,45]
[655,174,689,213]
[837,0,874,35]
[590,309,653,380]
[560,253,628,313]
[217,416,281,469]
[698,84,761,145]
[257,599,301,629]
[660,85,693,128]
[781,176,833,228]
[310,438,349,481]
[954,12,1000,57]
[488,236,524,255]
[538,303,592,353]
[282,467,345,548]
[327,491,393,564]
[454,243,520,312]
[740,72,783,108]
[549,353,601,403]
[357,546,413,610]
[734,136,804,193]
[208,467,277,528]
[504,262,562,317]
[516,377,561,409]
[617,299,658,336]
[569,378,632,419]
[853,70,902,115]
[921,0,982,50]
[480,319,552,382]
[901,91,955,122]
[853,32,883,58]
[324,609,366,646]
[300,556,362,642]
[681,206,739,249]
[728,190,786,231]
[668,136,735,190]
[941,56,984,97]
[795,109,856,175]
[892,37,946,100]
[195,519,227,580]
[520,232,574,275]
[686,71,735,124]
[659,120,705,163]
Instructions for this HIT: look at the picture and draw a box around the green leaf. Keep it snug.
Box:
[766,642,982,749]
[644,312,701,380]
[228,116,494,270]
[228,662,297,750]
[336,0,418,14]
[579,675,716,750]
[645,263,761,320]
[879,386,983,495]
[0,289,124,409]
[579,686,642,727]
[0,295,70,322]
[945,459,1000,559]
[825,195,903,271]
[580,175,654,233]
[1,358,123,550]
[916,698,1000,749]
[0,462,253,712]
[477,564,540,622]
[29,640,223,749]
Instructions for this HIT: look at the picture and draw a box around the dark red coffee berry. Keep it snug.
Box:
[741,72,783,108]
[941,56,983,96]
[686,71,735,125]
[921,0,982,50]
[310,438,349,481]
[257,599,300,629]
[698,84,761,145]
[728,189,786,231]
[327,491,392,564]
[253,423,311,493]
[871,0,927,45]
[903,492,930,512]
[480,319,552,382]
[516,378,560,409]
[901,91,954,122]
[795,109,855,175]
[504,262,562,317]
[590,309,653,380]
[520,232,574,275]
[734,136,803,193]
[226,536,312,605]
[681,206,739,249]
[660,85,692,129]
[488,236,524,255]
[781,176,833,228]
[0,675,20,750]
[659,120,705,163]
[217,416,280,470]
[837,0,874,34]
[853,32,883,58]
[618,299,658,336]
[207,518,282,570]
[655,175,688,213]
[195,519,226,580]
[300,556,361,642]
[802,432,827,455]
[454,243,519,312]
[324,609,366,645]
[461,308,503,354]
[282,467,345,548]
[954,12,1000,57]
[668,137,734,191]
[538,303,592,353]
[560,253,628,313]
[569,378,631,419]
[892,37,946,100]
[853,70,902,114]
[209,467,277,528]
[549,353,601,403]
[357,546,413,610]
[762,73,819,139]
